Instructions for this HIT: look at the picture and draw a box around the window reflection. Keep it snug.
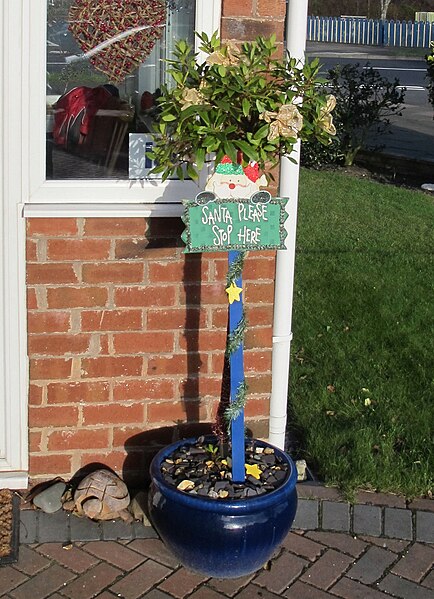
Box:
[46,0,195,180]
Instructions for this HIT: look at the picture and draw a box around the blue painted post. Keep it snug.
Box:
[228,250,246,483]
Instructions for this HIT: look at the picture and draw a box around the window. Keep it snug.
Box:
[21,0,221,210]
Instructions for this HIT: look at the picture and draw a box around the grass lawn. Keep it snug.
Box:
[289,168,434,499]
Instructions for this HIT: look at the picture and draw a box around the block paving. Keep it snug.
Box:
[1,531,433,599]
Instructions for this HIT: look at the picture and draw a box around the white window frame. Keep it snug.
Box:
[22,0,222,217]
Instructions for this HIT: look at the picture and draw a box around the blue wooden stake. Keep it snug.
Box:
[228,250,246,483]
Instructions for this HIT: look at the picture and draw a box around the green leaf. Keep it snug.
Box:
[234,140,259,162]
[218,65,227,77]
[242,98,251,117]
[162,114,177,122]
[253,123,269,140]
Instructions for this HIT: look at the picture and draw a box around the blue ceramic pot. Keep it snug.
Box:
[148,438,298,578]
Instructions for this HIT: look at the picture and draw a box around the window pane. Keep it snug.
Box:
[46,0,195,180]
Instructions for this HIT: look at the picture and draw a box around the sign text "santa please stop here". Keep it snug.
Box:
[182,197,289,253]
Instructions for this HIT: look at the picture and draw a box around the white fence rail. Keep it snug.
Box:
[307,17,434,48]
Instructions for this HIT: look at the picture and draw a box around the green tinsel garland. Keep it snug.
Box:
[225,250,248,430]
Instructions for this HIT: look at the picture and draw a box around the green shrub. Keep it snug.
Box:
[426,42,434,113]
[302,63,405,167]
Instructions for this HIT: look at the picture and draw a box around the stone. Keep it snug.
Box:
[33,481,66,514]
[296,459,308,482]
[129,491,151,526]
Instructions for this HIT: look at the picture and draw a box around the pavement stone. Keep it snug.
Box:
[353,504,382,537]
[36,542,99,573]
[60,562,121,599]
[293,498,319,530]
[0,566,29,596]
[37,510,70,544]
[346,545,396,585]
[284,580,336,598]
[282,531,324,561]
[322,501,350,532]
[19,509,38,544]
[331,576,392,598]
[305,531,366,557]
[378,573,434,599]
[8,563,76,599]
[109,560,171,599]
[101,518,135,540]
[83,540,145,571]
[391,543,434,582]
[157,568,209,598]
[300,548,354,590]
[384,507,413,540]
[70,512,102,542]
[12,544,50,576]
[416,511,434,543]
[255,550,308,594]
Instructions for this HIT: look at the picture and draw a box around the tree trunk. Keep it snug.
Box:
[380,0,393,21]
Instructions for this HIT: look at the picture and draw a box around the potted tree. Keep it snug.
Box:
[147,32,335,578]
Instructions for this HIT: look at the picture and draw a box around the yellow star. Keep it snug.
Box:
[225,281,243,304]
[245,463,262,480]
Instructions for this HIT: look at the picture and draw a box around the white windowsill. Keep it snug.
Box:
[22,202,184,218]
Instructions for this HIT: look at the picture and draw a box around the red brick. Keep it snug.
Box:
[257,0,286,17]
[47,428,109,450]
[115,285,176,307]
[245,326,272,349]
[27,263,78,284]
[29,384,44,406]
[282,532,324,561]
[300,549,354,590]
[179,283,227,305]
[47,381,110,404]
[98,333,110,354]
[179,330,227,352]
[82,263,144,283]
[391,543,434,582]
[29,431,42,452]
[255,551,307,594]
[84,541,145,571]
[148,258,208,283]
[26,239,38,261]
[148,353,206,375]
[29,453,72,475]
[113,379,175,401]
[27,288,38,309]
[47,239,111,261]
[30,358,73,380]
[113,332,175,354]
[246,305,274,326]
[222,0,253,16]
[36,544,99,574]
[157,566,208,598]
[211,307,230,328]
[61,562,121,598]
[80,449,143,472]
[47,286,109,308]
[28,334,91,356]
[81,309,142,331]
[114,238,150,259]
[81,356,142,378]
[244,350,272,372]
[148,400,207,423]
[214,257,275,281]
[27,218,78,236]
[222,18,281,42]
[83,218,147,236]
[210,351,225,374]
[111,561,171,598]
[245,282,275,303]
[82,403,144,425]
[147,308,207,330]
[244,396,270,417]
[27,311,71,334]
[245,374,270,394]
[29,405,79,427]
[180,376,222,399]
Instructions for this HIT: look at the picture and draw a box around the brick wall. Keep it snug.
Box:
[27,217,276,484]
[25,0,285,485]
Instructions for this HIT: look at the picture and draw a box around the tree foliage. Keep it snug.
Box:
[302,63,405,167]
[426,42,434,112]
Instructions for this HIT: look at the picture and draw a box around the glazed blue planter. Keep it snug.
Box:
[148,438,298,578]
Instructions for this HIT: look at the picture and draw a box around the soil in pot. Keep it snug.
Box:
[160,436,289,498]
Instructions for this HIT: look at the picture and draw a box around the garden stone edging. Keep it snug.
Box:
[19,483,434,545]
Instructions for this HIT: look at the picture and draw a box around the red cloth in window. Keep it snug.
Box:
[52,86,113,146]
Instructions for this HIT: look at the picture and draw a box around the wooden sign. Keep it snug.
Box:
[182,196,289,253]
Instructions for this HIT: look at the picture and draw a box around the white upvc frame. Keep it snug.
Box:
[24,0,222,215]
[0,0,222,486]
[1,0,28,488]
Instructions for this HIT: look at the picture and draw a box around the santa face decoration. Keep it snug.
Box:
[205,157,268,200]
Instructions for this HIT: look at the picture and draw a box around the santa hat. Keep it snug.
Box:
[243,161,261,182]
[215,155,243,175]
